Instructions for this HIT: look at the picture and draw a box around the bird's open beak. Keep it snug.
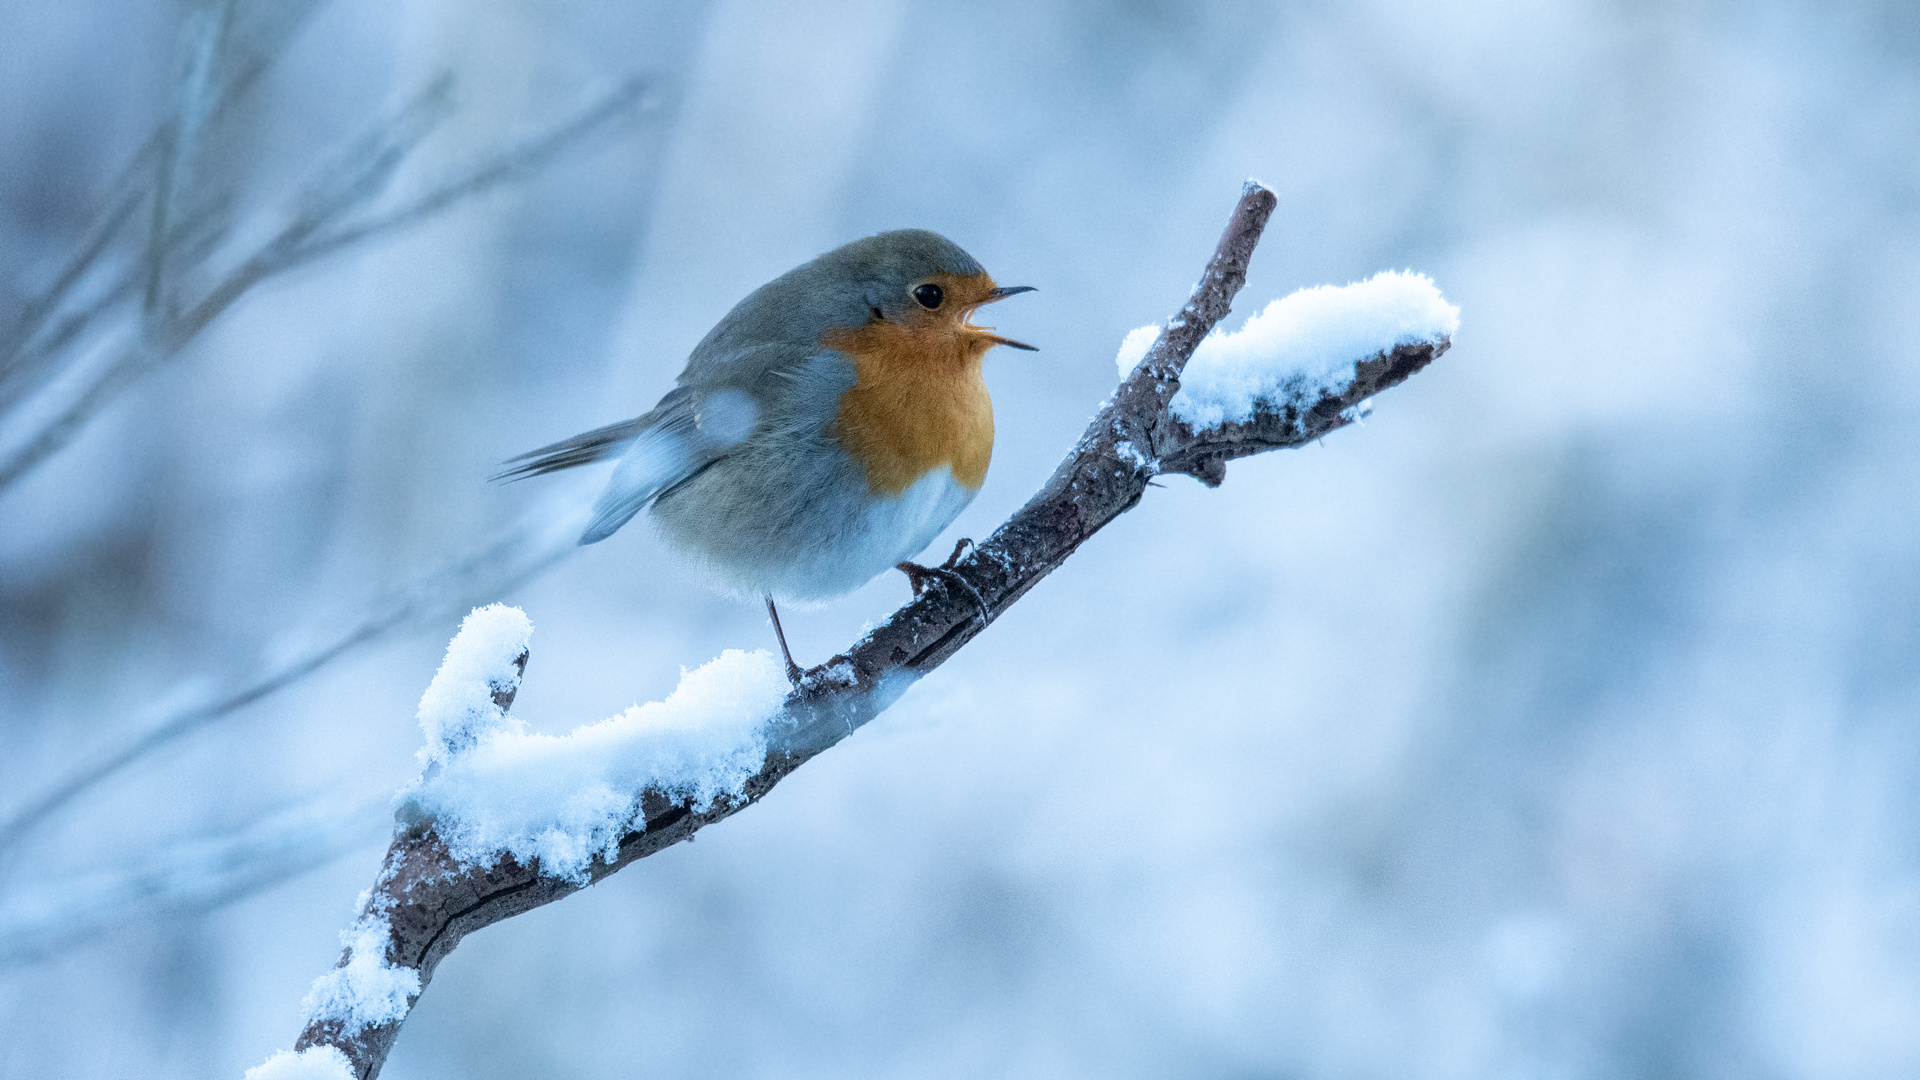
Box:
[975,285,1037,350]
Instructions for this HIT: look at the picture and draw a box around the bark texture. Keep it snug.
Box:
[293,181,1448,1078]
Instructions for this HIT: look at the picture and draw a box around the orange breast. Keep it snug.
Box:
[826,317,994,497]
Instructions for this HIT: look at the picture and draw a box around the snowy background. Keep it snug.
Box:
[4,1,1919,1077]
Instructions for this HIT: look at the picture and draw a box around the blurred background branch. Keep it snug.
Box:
[0,477,594,865]
[0,31,660,490]
[0,794,387,965]
[0,0,666,867]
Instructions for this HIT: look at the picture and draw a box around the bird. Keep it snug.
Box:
[494,229,1035,684]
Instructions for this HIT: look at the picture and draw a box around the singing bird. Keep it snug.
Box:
[496,230,1035,683]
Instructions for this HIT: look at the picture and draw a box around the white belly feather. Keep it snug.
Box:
[762,466,975,603]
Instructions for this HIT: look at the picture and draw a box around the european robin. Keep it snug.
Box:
[497,229,1035,683]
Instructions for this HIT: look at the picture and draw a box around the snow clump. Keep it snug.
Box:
[416,603,533,765]
[403,636,788,884]
[1114,270,1458,429]
[300,907,420,1034]
[244,1046,355,1080]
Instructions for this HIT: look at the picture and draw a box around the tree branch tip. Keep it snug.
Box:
[1179,457,1228,488]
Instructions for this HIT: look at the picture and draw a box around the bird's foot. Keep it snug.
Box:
[939,537,974,571]
[896,540,991,628]
[896,538,977,596]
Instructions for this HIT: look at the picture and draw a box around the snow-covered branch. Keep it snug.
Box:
[258,182,1457,1080]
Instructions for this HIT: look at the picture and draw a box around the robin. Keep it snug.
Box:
[496,229,1035,684]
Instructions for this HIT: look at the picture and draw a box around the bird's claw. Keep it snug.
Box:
[939,537,974,572]
[896,543,992,629]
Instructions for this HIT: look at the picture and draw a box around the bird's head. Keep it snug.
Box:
[819,229,1036,357]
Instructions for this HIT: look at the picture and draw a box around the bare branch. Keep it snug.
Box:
[0,795,385,966]
[0,483,592,862]
[286,183,1449,1078]
[286,75,661,268]
[0,185,142,380]
[159,73,458,348]
[0,339,167,492]
[0,74,657,493]
[0,201,229,416]
[0,0,327,376]
[143,0,237,338]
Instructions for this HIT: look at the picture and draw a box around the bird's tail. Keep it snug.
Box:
[489,417,650,483]
[495,386,748,546]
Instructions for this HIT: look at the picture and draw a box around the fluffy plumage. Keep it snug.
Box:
[499,229,1030,603]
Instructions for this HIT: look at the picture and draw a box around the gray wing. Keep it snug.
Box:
[495,340,820,545]
[577,341,833,544]
[576,382,765,545]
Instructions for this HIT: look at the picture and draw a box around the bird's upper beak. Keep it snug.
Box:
[974,285,1037,350]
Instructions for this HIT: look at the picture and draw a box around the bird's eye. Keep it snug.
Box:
[912,283,944,309]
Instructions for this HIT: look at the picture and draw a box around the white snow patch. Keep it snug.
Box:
[1113,324,1161,375]
[300,910,419,1033]
[404,647,789,883]
[245,1046,354,1080]
[416,603,533,765]
[1114,440,1152,471]
[1165,270,1458,428]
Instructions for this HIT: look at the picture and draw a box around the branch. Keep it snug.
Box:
[0,479,595,864]
[143,0,237,339]
[0,795,385,965]
[282,74,660,269]
[272,182,1453,1079]
[0,72,660,494]
[0,0,326,378]
[0,200,229,417]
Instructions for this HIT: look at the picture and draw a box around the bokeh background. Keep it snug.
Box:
[4,1,1919,1077]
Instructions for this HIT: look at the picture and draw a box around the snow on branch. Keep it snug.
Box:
[263,181,1456,1078]
[1117,269,1459,428]
[246,1045,354,1080]
[399,610,786,882]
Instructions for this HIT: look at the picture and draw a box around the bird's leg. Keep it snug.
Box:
[895,539,991,628]
[764,594,806,686]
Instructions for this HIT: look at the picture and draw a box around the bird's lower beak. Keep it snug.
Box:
[975,285,1036,350]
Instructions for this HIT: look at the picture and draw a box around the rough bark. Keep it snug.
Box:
[293,181,1449,1078]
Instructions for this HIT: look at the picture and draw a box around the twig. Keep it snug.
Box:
[144,0,236,338]
[0,75,657,494]
[285,75,659,268]
[0,201,229,416]
[289,183,1450,1078]
[160,74,459,348]
[0,795,386,965]
[0,0,326,376]
[0,66,455,489]
[0,482,593,865]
